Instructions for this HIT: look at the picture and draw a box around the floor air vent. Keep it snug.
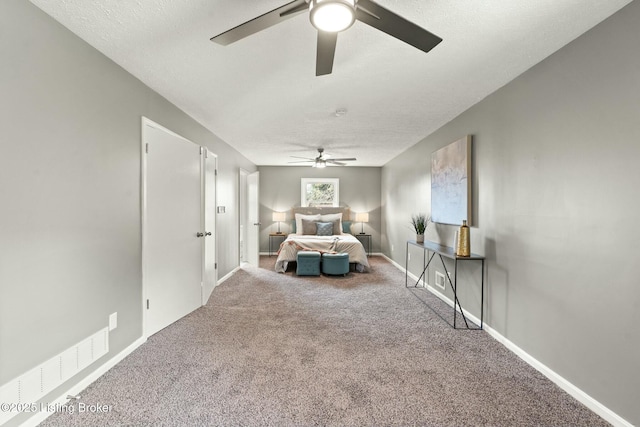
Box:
[435,271,446,290]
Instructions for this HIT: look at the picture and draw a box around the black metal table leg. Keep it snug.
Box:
[404,239,485,330]
[440,255,469,329]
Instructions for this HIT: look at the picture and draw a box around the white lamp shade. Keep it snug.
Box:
[354,212,369,223]
[272,212,287,222]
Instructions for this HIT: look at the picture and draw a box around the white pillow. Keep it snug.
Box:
[319,213,343,235]
[295,213,321,235]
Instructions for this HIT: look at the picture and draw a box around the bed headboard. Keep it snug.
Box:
[291,206,351,219]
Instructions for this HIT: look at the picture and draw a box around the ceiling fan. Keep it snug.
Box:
[288,148,356,167]
[210,0,442,76]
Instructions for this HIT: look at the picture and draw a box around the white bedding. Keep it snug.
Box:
[275,234,370,273]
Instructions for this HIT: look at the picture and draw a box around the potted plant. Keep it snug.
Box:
[411,214,429,243]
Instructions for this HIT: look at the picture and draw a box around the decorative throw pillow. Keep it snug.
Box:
[295,213,321,235]
[341,220,352,234]
[320,213,343,235]
[316,222,334,236]
[301,218,318,235]
[327,219,340,235]
[291,219,296,234]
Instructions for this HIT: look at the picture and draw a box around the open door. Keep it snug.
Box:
[247,171,260,266]
[143,119,202,336]
[202,149,217,304]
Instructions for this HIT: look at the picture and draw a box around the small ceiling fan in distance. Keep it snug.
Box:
[288,148,356,167]
[210,0,442,76]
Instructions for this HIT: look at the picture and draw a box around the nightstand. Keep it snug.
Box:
[269,233,286,256]
[355,234,371,256]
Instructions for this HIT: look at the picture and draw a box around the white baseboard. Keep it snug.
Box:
[217,266,240,285]
[482,323,632,427]
[381,253,414,277]
[384,253,632,427]
[20,336,146,427]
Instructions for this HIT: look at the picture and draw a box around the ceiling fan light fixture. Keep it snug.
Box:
[309,0,356,33]
[313,159,327,168]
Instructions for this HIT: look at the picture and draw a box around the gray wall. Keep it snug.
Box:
[382,2,640,424]
[0,1,255,423]
[258,167,382,252]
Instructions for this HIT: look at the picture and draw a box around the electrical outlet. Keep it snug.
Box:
[408,253,411,261]
[391,244,394,252]
[109,312,118,331]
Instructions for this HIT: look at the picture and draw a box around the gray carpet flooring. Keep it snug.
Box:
[41,256,609,426]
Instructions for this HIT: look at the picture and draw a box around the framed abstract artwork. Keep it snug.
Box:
[431,135,472,226]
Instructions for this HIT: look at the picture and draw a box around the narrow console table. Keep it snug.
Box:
[405,240,485,330]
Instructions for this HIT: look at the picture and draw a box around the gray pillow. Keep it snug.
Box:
[301,218,318,235]
[329,219,341,235]
[320,213,343,235]
[316,221,333,236]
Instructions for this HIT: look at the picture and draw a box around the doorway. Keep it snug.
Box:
[239,169,260,267]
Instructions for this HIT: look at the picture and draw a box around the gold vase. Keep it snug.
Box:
[456,220,470,257]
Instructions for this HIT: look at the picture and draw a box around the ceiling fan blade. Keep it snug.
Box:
[288,160,315,163]
[211,0,307,46]
[280,2,308,17]
[328,158,357,161]
[290,156,315,160]
[355,0,442,53]
[316,31,338,76]
[326,160,347,166]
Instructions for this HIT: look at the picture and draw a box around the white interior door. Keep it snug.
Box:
[239,169,248,263]
[247,171,260,266]
[202,149,217,304]
[143,120,203,336]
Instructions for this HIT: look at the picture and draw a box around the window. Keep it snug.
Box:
[301,178,339,207]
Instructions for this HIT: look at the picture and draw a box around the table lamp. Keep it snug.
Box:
[272,211,286,234]
[354,212,369,234]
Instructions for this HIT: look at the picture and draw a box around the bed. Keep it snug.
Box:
[274,207,370,273]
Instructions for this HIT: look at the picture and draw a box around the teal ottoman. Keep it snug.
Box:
[322,253,350,276]
[296,251,321,276]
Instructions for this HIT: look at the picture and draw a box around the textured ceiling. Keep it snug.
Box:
[30,0,631,166]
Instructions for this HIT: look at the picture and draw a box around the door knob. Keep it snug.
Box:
[196,232,204,237]
[205,232,212,236]
[254,222,261,226]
